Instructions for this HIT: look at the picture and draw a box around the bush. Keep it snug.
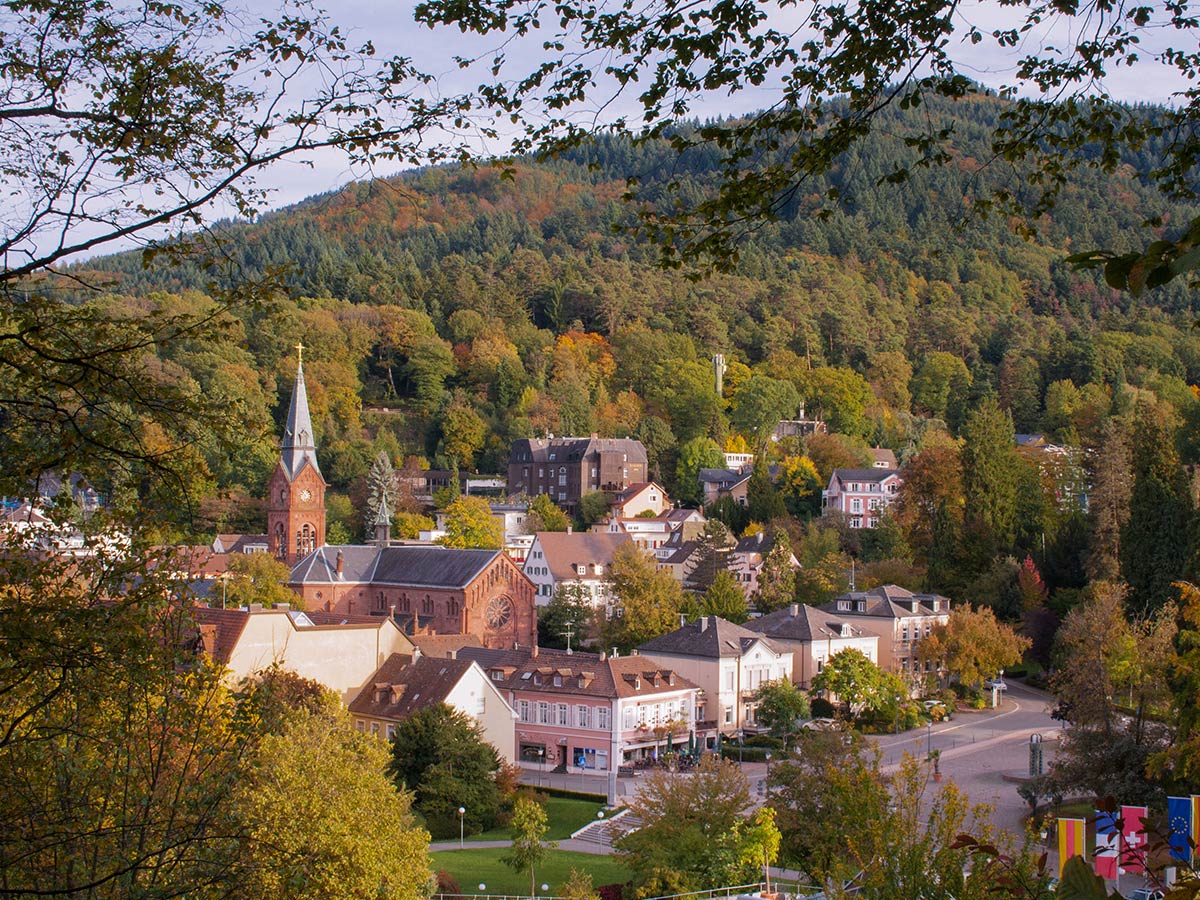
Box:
[742,734,784,750]
[811,697,836,718]
[436,871,461,893]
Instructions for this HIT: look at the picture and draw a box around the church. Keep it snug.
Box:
[223,346,537,651]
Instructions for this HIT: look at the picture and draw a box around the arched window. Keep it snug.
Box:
[296,523,315,558]
[274,523,286,559]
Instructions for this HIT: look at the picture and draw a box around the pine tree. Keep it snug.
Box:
[364,450,398,538]
[756,531,797,613]
[1086,420,1132,582]
[1121,405,1194,616]
[959,396,1022,562]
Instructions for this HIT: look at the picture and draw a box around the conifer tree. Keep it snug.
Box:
[364,450,398,538]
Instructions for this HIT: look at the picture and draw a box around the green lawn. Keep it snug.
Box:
[430,848,631,893]
[471,798,611,841]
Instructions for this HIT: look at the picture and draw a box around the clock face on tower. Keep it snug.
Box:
[299,488,312,502]
[485,596,514,630]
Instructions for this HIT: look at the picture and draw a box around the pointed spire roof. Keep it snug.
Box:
[281,343,321,481]
[374,492,392,528]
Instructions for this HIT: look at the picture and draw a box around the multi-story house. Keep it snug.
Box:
[348,653,517,761]
[507,436,648,512]
[594,507,705,553]
[726,531,799,600]
[608,482,671,518]
[743,603,879,689]
[637,616,793,735]
[817,584,951,679]
[459,646,710,795]
[821,468,903,528]
[522,531,631,607]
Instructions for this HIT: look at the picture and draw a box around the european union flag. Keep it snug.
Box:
[1168,795,1193,863]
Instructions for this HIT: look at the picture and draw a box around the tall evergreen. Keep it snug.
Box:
[1120,406,1193,616]
[959,396,1022,564]
[364,450,398,538]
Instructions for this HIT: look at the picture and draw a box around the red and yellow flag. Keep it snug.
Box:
[1058,817,1087,877]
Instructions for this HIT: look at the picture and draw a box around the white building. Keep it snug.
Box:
[522,531,632,607]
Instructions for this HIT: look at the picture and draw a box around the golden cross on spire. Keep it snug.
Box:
[295,340,305,365]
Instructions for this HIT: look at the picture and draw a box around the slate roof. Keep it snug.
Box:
[212,533,270,554]
[280,359,321,480]
[290,544,502,588]
[411,633,484,658]
[530,532,631,581]
[820,584,950,618]
[347,654,475,720]
[511,436,649,465]
[744,603,867,643]
[697,466,751,485]
[638,616,786,659]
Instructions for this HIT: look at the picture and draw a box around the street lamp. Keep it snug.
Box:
[894,694,900,735]
[458,806,466,849]
[926,719,932,757]
[537,747,545,787]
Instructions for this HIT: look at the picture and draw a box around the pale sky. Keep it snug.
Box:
[253,0,1190,213]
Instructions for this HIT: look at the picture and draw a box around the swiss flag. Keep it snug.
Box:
[1120,805,1148,875]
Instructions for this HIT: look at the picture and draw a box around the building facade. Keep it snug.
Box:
[507,436,648,511]
[818,585,951,678]
[267,350,327,564]
[821,468,903,528]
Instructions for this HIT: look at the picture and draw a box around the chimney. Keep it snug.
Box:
[698,617,708,632]
[789,603,799,617]
[679,613,687,627]
[531,645,539,658]
[631,648,639,656]
[567,525,572,534]
[274,602,290,610]
[335,550,344,577]
[600,650,607,661]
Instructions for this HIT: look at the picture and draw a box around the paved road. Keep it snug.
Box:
[869,679,1061,837]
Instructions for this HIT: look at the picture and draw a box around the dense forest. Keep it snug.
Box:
[69,92,1200,622]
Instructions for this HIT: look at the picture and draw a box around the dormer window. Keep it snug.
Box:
[837,600,850,611]
[553,675,562,687]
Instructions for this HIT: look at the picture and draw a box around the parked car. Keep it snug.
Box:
[801,717,841,731]
[1126,889,1163,900]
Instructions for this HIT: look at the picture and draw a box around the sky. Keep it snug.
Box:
[252,0,1192,214]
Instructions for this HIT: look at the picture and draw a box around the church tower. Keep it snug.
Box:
[267,344,326,564]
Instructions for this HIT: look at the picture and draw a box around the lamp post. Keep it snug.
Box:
[537,747,545,787]
[894,694,900,735]
[458,806,466,849]
[926,719,932,757]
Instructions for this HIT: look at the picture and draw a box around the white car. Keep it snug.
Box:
[801,717,841,731]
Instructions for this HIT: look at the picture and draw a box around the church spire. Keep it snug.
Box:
[281,342,321,480]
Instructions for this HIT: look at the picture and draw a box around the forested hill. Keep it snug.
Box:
[73,92,1200,554]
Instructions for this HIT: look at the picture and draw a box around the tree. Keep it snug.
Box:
[539,583,597,650]
[1121,404,1194,616]
[1086,421,1132,582]
[365,451,399,538]
[700,570,750,623]
[437,496,503,549]
[441,391,488,470]
[810,648,886,717]
[960,397,1023,562]
[730,375,801,449]
[689,518,734,590]
[419,0,1200,283]
[234,705,431,900]
[526,493,571,532]
[388,703,505,838]
[777,455,824,519]
[577,490,611,529]
[222,551,299,610]
[674,436,725,506]
[755,531,798,613]
[747,459,786,523]
[502,797,557,899]
[604,543,687,650]
[753,679,811,747]
[917,604,1030,689]
[615,754,780,892]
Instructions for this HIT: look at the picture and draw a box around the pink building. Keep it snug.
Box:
[459,646,713,794]
[821,468,902,528]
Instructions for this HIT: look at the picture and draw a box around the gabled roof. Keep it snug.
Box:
[290,544,504,588]
[820,584,950,619]
[744,603,868,643]
[638,616,786,659]
[459,646,699,700]
[410,633,484,658]
[280,358,321,481]
[190,607,251,664]
[733,532,767,555]
[870,447,898,468]
[830,468,901,483]
[212,533,270,554]
[697,467,752,485]
[510,436,649,465]
[347,654,476,720]
[530,532,631,582]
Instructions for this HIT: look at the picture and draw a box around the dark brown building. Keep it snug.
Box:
[507,436,648,512]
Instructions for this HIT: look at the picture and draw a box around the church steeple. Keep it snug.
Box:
[280,341,321,480]
[267,342,326,564]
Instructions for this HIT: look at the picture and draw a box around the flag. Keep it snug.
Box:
[1058,817,1086,878]
[1168,796,1193,864]
[1094,810,1118,879]
[1119,805,1147,875]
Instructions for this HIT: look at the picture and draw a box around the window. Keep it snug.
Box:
[476,694,486,716]
[519,700,531,721]
[851,498,862,512]
[868,498,879,510]
[623,707,634,729]
[553,675,562,686]
[598,707,609,730]
[558,703,569,725]
[725,670,734,691]
[578,705,590,728]
[850,516,862,528]
[538,702,550,724]
[724,706,733,724]
[355,720,366,731]
[386,723,396,739]
[370,722,379,736]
